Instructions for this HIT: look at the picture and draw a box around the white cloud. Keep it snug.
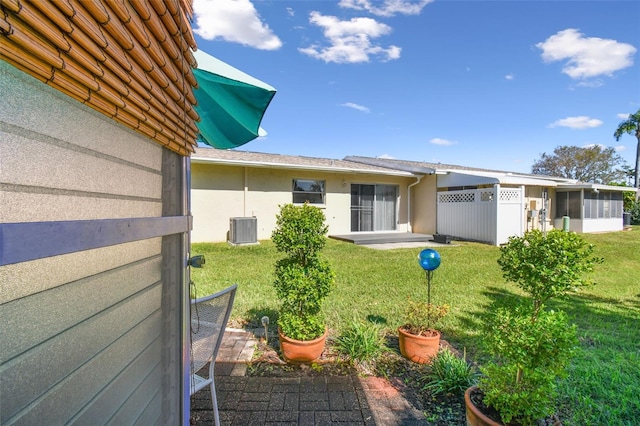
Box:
[536,29,636,79]
[548,116,603,129]
[193,0,282,50]
[378,153,396,159]
[575,80,603,88]
[286,7,294,17]
[505,74,514,80]
[617,113,631,119]
[338,0,433,17]
[430,138,457,146]
[341,102,370,113]
[299,12,401,63]
[615,145,626,152]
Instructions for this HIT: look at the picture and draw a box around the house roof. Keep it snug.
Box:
[1,0,199,155]
[193,149,637,191]
[344,155,513,175]
[437,169,563,187]
[191,148,415,176]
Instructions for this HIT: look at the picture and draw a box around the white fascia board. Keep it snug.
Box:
[439,170,559,187]
[557,183,638,192]
[190,157,415,177]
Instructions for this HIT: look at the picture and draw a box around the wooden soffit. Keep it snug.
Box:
[1,0,200,156]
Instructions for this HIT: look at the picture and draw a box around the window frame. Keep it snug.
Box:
[292,178,326,205]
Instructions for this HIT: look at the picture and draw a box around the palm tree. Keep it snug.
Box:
[614,109,640,190]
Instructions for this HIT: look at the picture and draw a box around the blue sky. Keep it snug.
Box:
[191,0,639,174]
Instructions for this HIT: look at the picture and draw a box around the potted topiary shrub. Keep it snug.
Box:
[398,248,448,364]
[465,229,603,426]
[272,203,335,362]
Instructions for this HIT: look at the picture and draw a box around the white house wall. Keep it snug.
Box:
[191,163,414,243]
[1,63,182,424]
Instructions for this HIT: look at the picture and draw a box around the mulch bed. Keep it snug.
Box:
[246,331,467,425]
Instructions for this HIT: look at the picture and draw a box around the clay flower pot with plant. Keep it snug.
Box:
[466,229,602,426]
[398,249,448,364]
[272,203,335,362]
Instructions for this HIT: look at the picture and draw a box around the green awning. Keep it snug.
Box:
[193,50,276,149]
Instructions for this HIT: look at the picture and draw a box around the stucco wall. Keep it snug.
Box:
[408,175,437,234]
[191,162,414,243]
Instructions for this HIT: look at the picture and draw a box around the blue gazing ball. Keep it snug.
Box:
[418,249,441,271]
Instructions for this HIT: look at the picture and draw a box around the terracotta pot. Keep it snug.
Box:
[278,327,328,362]
[464,386,502,426]
[397,327,440,364]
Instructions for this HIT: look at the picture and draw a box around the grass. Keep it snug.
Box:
[191,228,640,426]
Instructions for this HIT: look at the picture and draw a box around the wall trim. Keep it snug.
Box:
[0,216,190,266]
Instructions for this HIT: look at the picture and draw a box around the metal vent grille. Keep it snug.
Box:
[229,217,257,244]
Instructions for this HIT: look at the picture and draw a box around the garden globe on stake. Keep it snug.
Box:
[398,248,447,364]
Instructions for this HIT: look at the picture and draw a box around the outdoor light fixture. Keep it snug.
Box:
[261,316,270,339]
[189,255,206,268]
[418,249,441,305]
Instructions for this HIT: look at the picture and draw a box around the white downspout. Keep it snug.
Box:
[407,176,423,233]
[243,167,248,217]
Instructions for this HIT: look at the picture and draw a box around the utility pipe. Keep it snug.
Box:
[407,176,423,233]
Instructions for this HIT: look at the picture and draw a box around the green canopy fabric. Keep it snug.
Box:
[192,50,276,149]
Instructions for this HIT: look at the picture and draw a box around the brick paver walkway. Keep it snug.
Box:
[190,329,426,425]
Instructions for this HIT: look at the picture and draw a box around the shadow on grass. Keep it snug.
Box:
[452,285,640,425]
[245,306,279,329]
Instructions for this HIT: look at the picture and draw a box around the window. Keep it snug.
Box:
[292,179,325,204]
[584,191,623,219]
[556,191,581,219]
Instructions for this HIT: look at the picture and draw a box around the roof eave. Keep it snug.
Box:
[191,157,416,176]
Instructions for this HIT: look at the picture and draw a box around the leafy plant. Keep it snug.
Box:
[402,300,449,336]
[478,229,601,425]
[497,229,603,318]
[272,203,335,341]
[479,307,578,425]
[629,198,640,225]
[424,347,477,396]
[336,320,386,364]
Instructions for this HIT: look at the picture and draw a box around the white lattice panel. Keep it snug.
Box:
[500,189,521,202]
[480,191,494,202]
[438,192,476,203]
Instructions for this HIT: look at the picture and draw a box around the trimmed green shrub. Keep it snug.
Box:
[477,230,601,425]
[272,203,334,341]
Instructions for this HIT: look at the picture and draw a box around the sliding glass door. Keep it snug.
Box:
[351,184,397,231]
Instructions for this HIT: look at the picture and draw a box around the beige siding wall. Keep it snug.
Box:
[409,175,437,234]
[191,162,415,243]
[1,62,172,424]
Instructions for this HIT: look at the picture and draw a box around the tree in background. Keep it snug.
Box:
[531,145,628,184]
[614,109,640,189]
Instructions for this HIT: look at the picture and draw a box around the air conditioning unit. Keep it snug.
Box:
[229,217,258,245]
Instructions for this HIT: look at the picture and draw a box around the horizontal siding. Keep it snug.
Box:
[0,62,162,169]
[1,63,180,424]
[1,131,162,200]
[0,189,161,223]
[0,238,161,305]
[2,283,163,423]
[11,312,162,425]
[1,256,162,363]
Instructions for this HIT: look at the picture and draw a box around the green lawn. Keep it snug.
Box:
[191,228,640,426]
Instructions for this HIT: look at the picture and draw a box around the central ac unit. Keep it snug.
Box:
[229,217,258,245]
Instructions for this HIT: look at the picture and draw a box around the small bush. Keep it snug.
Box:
[629,199,640,225]
[424,348,478,396]
[336,321,386,364]
[403,300,449,335]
